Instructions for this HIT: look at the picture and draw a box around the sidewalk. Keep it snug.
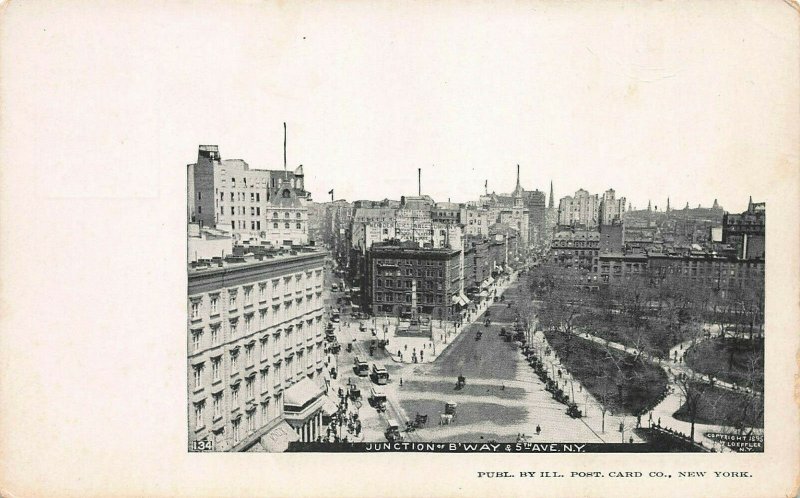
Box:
[526,331,644,443]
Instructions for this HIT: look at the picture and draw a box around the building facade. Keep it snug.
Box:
[722,198,765,260]
[366,243,461,320]
[558,189,600,228]
[188,248,328,452]
[188,145,310,246]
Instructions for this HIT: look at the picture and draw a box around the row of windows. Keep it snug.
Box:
[190,315,323,355]
[375,278,443,289]
[218,191,262,202]
[196,394,278,446]
[190,273,323,316]
[375,292,444,304]
[192,341,322,394]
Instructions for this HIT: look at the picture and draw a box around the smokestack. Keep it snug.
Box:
[418,168,421,196]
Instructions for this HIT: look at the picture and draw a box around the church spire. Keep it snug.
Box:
[666,197,670,212]
[512,164,524,197]
[748,195,753,212]
[548,180,554,209]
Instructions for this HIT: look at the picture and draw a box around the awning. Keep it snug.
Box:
[459,291,470,304]
[486,276,495,286]
[479,290,489,298]
[261,420,299,452]
[451,295,460,304]
[321,397,338,416]
[284,377,324,408]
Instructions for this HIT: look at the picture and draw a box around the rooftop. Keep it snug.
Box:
[188,245,325,274]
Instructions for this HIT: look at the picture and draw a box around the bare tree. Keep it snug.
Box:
[674,375,709,441]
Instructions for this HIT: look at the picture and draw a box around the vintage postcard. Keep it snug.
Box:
[2,0,798,497]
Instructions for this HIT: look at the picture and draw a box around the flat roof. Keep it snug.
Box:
[188,246,325,275]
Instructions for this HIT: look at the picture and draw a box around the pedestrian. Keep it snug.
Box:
[405,344,408,351]
[398,350,402,357]
[420,351,424,361]
[629,437,633,444]
[536,425,541,435]
[658,417,661,426]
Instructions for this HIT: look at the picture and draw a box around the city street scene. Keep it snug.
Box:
[187,139,764,453]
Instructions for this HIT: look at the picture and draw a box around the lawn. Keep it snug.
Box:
[673,383,763,429]
[542,329,669,416]
[684,338,763,392]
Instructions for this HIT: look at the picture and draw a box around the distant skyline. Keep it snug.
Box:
[14,1,795,215]
[159,1,792,216]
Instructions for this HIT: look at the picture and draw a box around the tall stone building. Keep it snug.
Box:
[188,145,310,246]
[558,189,600,228]
[599,188,626,226]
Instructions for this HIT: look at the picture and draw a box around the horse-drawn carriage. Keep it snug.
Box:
[455,375,466,389]
[405,413,428,432]
[440,401,458,425]
[347,379,361,403]
[385,419,403,442]
[369,387,387,412]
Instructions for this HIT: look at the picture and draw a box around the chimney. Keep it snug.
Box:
[418,168,421,196]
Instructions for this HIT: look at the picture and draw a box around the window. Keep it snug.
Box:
[212,357,221,381]
[193,365,203,389]
[247,412,255,432]
[260,369,268,390]
[232,419,241,444]
[285,223,290,229]
[273,212,278,219]
[250,193,255,202]
[210,296,218,314]
[261,402,268,423]
[256,207,260,216]
[246,377,254,399]
[213,393,222,418]
[192,330,202,352]
[296,223,301,229]
[231,221,235,230]
[229,293,237,309]
[251,221,255,230]
[273,223,278,229]
[285,213,290,219]
[211,326,219,345]
[230,352,238,371]
[296,212,301,219]
[244,288,252,305]
[232,385,240,405]
[260,337,268,360]
[251,207,255,216]
[256,193,260,202]
[190,301,200,319]
[230,321,237,337]
[197,206,202,214]
[256,221,261,230]
[259,284,266,301]
[246,344,253,365]
[194,402,204,429]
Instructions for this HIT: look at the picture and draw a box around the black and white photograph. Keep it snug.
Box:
[2,1,798,497]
